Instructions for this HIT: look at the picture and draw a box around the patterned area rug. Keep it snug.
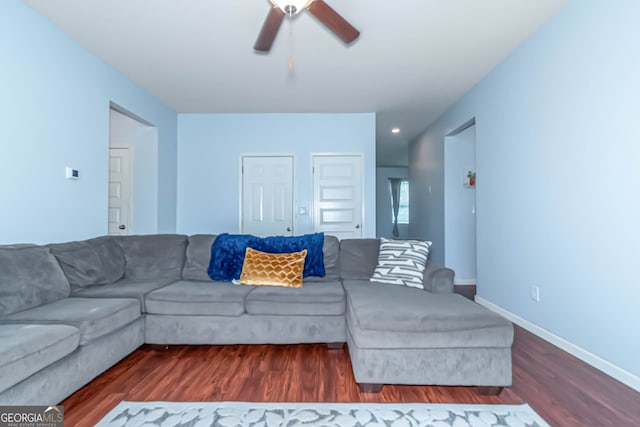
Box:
[95,401,550,427]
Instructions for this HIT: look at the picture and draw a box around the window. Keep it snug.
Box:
[394,180,409,224]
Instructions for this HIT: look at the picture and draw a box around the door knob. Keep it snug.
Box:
[118,225,126,230]
[355,224,361,229]
[287,227,292,232]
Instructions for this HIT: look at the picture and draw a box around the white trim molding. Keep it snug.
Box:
[454,279,476,286]
[475,296,640,393]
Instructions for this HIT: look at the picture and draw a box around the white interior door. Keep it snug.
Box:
[108,148,132,235]
[242,156,294,236]
[312,155,363,240]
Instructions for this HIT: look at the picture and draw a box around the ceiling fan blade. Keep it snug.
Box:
[307,0,360,44]
[254,7,286,52]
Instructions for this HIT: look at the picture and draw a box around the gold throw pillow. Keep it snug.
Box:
[239,247,307,288]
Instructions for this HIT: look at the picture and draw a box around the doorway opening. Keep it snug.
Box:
[108,107,158,235]
[444,119,477,285]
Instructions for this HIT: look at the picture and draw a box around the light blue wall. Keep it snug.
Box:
[0,0,177,244]
[410,0,640,378]
[409,131,446,263]
[376,167,409,239]
[444,126,476,283]
[177,113,376,236]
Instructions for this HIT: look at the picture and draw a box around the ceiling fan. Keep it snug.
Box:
[254,0,360,52]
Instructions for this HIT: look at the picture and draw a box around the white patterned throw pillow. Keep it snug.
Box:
[370,238,432,289]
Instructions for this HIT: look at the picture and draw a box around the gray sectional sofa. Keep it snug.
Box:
[0,234,513,405]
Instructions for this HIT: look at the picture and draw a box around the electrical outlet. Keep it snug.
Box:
[530,286,540,302]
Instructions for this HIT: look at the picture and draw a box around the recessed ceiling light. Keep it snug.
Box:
[391,128,401,134]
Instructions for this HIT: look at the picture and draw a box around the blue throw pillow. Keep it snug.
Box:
[261,233,326,278]
[207,233,262,281]
[207,232,326,281]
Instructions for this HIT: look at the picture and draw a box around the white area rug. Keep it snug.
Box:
[95,401,550,427]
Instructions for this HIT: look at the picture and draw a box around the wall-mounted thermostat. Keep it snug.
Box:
[65,167,79,180]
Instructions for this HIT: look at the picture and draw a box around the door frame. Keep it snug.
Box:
[310,153,365,238]
[239,153,296,235]
[108,105,158,235]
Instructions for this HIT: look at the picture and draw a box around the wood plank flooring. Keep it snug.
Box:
[61,325,640,427]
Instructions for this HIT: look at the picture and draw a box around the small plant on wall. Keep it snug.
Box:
[466,171,476,188]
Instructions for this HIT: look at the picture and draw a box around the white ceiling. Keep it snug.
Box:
[22,0,568,166]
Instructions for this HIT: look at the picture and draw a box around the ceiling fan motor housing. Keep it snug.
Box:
[269,0,313,16]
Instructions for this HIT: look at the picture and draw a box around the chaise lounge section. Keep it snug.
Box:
[339,239,513,392]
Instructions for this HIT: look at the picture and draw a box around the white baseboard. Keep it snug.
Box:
[475,296,640,393]
[454,279,476,286]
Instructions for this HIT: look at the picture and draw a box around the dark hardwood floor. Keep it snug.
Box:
[454,284,477,300]
[60,325,640,427]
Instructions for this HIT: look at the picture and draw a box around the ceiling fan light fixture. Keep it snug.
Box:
[269,0,313,16]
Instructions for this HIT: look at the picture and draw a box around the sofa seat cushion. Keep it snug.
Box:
[343,280,513,349]
[73,278,176,313]
[145,281,255,316]
[245,281,346,316]
[2,298,140,345]
[0,324,79,394]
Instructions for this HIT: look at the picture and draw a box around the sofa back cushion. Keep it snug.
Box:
[49,236,125,290]
[339,239,381,280]
[116,234,187,280]
[0,246,70,316]
[182,234,217,281]
[305,235,340,282]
